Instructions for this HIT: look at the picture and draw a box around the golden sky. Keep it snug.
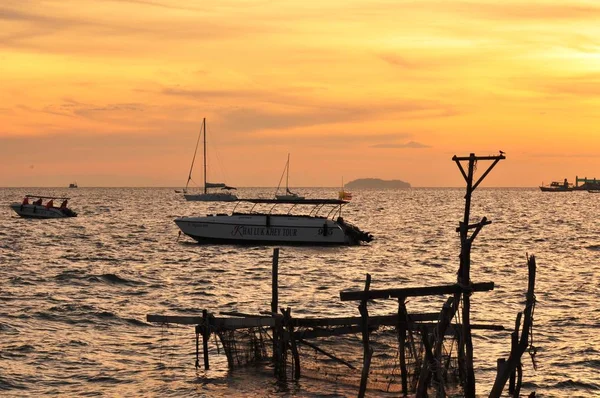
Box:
[1,0,599,187]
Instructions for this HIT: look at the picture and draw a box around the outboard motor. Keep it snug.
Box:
[337,217,373,244]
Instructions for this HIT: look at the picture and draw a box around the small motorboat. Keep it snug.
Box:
[10,195,77,219]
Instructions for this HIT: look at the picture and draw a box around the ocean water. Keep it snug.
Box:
[0,187,599,397]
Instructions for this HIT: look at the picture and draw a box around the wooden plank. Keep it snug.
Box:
[147,313,503,331]
[213,317,276,328]
[220,311,270,318]
[147,314,275,328]
[296,325,363,340]
[147,315,203,325]
[339,281,494,301]
[293,313,442,328]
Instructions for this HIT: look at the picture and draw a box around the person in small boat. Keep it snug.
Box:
[22,197,29,205]
[33,198,43,206]
[45,199,54,209]
[60,199,68,209]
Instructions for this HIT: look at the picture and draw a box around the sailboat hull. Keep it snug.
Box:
[184,193,238,202]
[175,214,361,245]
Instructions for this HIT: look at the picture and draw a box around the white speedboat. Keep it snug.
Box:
[175,198,372,245]
[10,195,77,219]
[181,118,238,202]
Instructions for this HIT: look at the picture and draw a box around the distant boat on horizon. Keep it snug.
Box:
[69,182,78,189]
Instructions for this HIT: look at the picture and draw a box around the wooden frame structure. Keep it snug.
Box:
[146,151,539,397]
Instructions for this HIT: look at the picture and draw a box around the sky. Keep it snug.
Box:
[1,0,599,187]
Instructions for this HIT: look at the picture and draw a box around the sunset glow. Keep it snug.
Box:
[2,0,599,187]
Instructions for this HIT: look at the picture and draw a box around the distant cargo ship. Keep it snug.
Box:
[69,182,78,188]
[540,176,600,192]
[539,180,573,192]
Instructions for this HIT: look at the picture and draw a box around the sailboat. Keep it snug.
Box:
[275,154,304,200]
[182,118,238,202]
[338,177,352,200]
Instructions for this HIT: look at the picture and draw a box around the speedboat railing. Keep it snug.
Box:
[287,204,298,215]
[310,204,324,217]
[232,201,242,213]
[234,198,349,217]
[326,203,346,219]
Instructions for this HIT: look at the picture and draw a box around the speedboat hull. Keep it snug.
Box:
[10,203,77,219]
[175,214,370,245]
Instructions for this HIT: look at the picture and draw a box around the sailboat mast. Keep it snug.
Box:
[203,118,207,194]
[286,153,290,192]
[186,118,205,191]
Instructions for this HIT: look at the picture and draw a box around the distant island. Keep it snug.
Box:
[344,178,411,189]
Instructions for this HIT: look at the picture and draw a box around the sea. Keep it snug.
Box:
[0,187,599,397]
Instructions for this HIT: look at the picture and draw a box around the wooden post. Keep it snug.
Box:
[195,324,201,369]
[398,297,409,396]
[358,273,372,398]
[274,313,286,380]
[416,326,434,397]
[272,248,279,315]
[359,347,373,398]
[460,154,476,398]
[202,309,210,370]
[415,297,454,397]
[452,152,504,398]
[489,255,537,398]
[271,248,280,376]
[509,312,522,394]
[282,307,301,379]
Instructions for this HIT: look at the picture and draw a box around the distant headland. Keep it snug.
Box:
[344,178,411,189]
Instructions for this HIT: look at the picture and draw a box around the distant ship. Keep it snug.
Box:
[69,182,78,188]
[539,180,573,192]
[540,176,600,192]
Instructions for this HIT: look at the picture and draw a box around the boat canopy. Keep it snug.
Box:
[241,198,348,205]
